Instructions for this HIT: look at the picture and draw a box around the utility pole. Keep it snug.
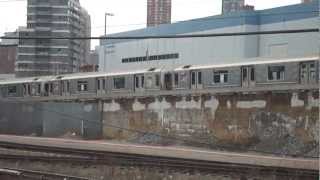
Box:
[104,12,114,72]
[104,13,114,36]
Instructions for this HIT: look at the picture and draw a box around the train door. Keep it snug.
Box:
[23,84,30,97]
[300,62,317,84]
[61,80,70,96]
[241,66,255,88]
[44,83,50,96]
[134,74,145,92]
[96,78,106,95]
[164,73,173,90]
[191,71,203,89]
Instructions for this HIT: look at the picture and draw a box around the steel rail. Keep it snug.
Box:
[0,142,317,178]
[0,167,89,180]
[0,153,317,178]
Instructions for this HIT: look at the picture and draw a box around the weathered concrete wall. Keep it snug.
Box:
[42,102,102,139]
[0,90,318,156]
[0,101,102,139]
[102,91,319,156]
[0,102,42,136]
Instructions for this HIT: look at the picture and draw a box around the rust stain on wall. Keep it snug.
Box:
[102,91,319,156]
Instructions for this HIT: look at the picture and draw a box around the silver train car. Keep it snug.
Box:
[0,57,319,98]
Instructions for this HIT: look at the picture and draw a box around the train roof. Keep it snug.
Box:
[0,69,162,85]
[0,56,318,85]
[175,56,319,71]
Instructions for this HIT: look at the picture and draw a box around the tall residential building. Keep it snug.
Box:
[147,0,172,27]
[301,0,313,3]
[16,0,91,77]
[79,8,91,67]
[222,0,245,13]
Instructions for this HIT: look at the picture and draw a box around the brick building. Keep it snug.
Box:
[147,0,171,27]
[0,44,17,74]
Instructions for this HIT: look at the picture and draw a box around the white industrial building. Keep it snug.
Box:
[99,1,319,73]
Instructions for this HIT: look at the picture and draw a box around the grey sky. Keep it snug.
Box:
[0,0,301,48]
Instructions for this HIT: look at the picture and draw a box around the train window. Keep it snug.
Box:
[37,84,41,94]
[268,66,285,81]
[50,84,53,93]
[310,71,316,80]
[28,85,31,95]
[250,68,255,81]
[155,74,160,87]
[191,72,196,85]
[310,63,315,68]
[67,81,70,92]
[214,71,228,84]
[243,68,247,80]
[97,79,100,90]
[8,86,17,95]
[174,73,179,86]
[23,84,27,95]
[114,77,125,89]
[198,72,202,84]
[135,76,140,88]
[102,79,106,89]
[141,76,144,88]
[77,81,88,92]
[61,82,65,92]
[180,73,187,82]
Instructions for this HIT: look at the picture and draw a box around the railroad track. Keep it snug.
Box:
[0,168,89,180]
[0,141,317,178]
[0,153,317,178]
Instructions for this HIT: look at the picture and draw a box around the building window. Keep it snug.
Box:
[77,81,88,92]
[122,53,179,63]
[114,77,125,89]
[8,86,17,95]
[213,71,228,84]
[268,66,285,81]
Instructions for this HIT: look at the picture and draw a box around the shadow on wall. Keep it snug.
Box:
[0,101,102,140]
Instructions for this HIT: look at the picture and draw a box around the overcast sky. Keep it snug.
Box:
[0,0,301,48]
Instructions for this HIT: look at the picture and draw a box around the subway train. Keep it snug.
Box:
[0,57,318,99]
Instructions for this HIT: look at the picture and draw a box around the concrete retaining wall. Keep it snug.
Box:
[102,91,319,156]
[0,101,102,139]
[0,102,42,136]
[0,90,318,156]
[42,102,102,139]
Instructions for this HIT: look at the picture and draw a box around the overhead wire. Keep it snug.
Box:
[1,29,318,40]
